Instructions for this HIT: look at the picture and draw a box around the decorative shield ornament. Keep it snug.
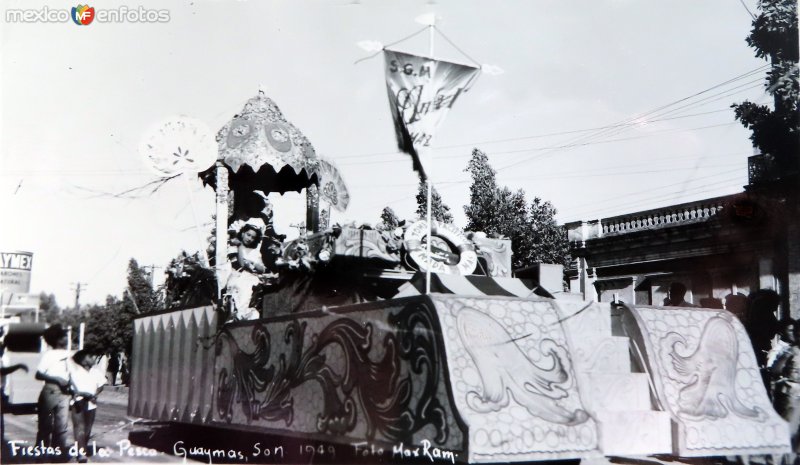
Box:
[317,158,350,212]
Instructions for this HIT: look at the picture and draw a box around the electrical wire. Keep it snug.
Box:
[490,67,767,168]
[338,121,740,167]
[558,167,745,212]
[565,180,747,221]
[562,173,746,219]
[350,161,744,189]
[332,107,738,161]
[494,83,764,172]
[366,163,745,220]
[334,67,767,166]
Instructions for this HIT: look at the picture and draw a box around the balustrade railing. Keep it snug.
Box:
[600,198,727,236]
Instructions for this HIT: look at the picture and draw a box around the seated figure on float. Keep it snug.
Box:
[227,190,277,245]
[223,191,284,321]
[225,224,265,321]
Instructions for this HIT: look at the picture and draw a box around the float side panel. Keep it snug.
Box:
[210,297,467,458]
[129,306,217,423]
[622,305,790,456]
[429,295,600,463]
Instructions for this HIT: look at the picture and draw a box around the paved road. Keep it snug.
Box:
[1,387,438,464]
[3,388,768,465]
[2,391,183,464]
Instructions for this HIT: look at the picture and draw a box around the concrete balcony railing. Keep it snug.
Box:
[565,194,741,242]
[601,199,727,236]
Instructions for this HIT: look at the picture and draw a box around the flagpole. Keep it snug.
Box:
[426,179,432,294]
[425,17,435,295]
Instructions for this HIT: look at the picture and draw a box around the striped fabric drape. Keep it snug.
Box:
[394,272,551,299]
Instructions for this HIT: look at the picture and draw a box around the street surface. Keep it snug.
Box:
[1,386,770,465]
[2,386,455,464]
[2,386,181,464]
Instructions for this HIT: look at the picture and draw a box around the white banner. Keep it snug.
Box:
[384,49,479,179]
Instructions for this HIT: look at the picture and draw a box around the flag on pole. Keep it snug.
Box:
[383,49,480,180]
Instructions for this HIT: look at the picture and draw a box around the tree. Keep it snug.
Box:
[82,296,133,357]
[81,259,160,357]
[126,258,161,314]
[464,149,501,234]
[416,180,454,224]
[38,292,61,322]
[464,148,570,269]
[527,197,571,267]
[732,0,799,178]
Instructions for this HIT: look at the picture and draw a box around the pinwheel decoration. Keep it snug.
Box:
[140,116,217,177]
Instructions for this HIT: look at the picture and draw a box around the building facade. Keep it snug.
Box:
[565,155,799,322]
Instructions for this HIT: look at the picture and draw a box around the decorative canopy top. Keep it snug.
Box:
[204,91,321,194]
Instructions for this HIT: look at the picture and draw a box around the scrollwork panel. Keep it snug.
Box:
[212,299,464,451]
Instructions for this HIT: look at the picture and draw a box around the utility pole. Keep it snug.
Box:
[144,264,162,287]
[70,282,88,312]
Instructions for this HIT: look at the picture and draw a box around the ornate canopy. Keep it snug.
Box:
[201,91,321,194]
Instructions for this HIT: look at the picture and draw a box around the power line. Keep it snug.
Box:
[340,121,740,167]
[437,122,740,161]
[363,163,746,223]
[339,81,762,169]
[348,150,751,188]
[350,161,745,189]
[494,86,763,173]
[370,164,742,214]
[561,172,745,220]
[335,65,766,164]
[562,180,747,222]
[434,108,736,150]
[333,107,742,162]
[489,68,767,172]
[559,168,744,214]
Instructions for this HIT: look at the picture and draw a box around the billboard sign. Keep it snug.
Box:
[1,251,33,294]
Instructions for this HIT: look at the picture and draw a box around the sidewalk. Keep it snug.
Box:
[98,384,129,407]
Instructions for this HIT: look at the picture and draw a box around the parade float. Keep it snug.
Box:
[129,26,791,460]
[128,90,791,463]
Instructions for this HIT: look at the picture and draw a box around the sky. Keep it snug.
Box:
[0,0,769,307]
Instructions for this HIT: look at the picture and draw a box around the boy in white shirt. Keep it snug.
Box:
[35,324,71,457]
[69,350,106,463]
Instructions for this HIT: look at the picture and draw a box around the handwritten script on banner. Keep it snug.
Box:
[383,49,480,179]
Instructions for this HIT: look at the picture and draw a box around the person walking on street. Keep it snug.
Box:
[35,324,72,460]
[68,350,106,463]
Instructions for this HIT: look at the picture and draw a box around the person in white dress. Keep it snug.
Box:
[226,224,266,320]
